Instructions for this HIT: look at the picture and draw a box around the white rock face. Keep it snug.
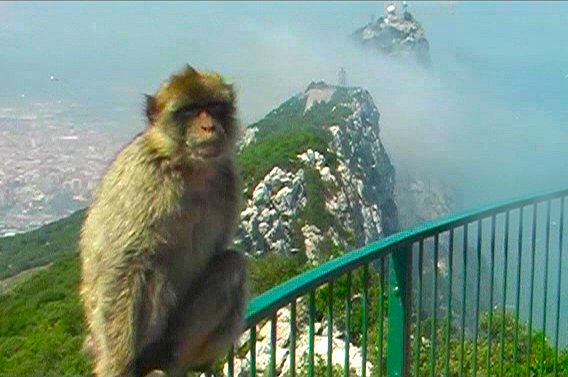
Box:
[297,149,336,184]
[297,149,325,168]
[237,167,306,255]
[325,89,398,245]
[235,85,399,256]
[238,126,258,151]
[301,224,323,262]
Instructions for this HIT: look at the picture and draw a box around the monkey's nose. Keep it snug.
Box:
[201,124,215,133]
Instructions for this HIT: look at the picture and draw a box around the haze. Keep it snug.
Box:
[1,1,568,207]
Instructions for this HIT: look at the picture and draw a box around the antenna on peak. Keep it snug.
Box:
[338,67,347,87]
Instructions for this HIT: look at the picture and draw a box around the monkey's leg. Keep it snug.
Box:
[140,249,247,377]
[94,263,174,377]
[90,270,144,377]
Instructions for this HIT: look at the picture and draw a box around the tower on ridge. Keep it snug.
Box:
[338,67,347,86]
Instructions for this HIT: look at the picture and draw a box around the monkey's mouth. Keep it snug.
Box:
[193,142,223,158]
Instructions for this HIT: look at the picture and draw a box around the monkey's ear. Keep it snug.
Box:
[184,64,199,76]
[145,94,159,124]
[228,83,237,101]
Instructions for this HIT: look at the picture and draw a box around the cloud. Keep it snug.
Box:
[215,18,568,207]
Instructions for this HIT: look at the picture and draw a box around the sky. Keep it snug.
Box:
[1,0,568,207]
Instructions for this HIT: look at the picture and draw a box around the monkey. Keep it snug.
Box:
[79,65,247,377]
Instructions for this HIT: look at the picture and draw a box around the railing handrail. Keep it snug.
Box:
[245,186,568,326]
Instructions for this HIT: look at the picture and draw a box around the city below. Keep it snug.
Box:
[0,100,123,237]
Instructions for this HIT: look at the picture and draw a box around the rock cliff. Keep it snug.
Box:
[235,82,398,263]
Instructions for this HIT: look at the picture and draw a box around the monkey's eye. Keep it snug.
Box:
[174,105,200,120]
[205,102,227,118]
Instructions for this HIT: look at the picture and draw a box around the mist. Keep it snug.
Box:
[2,1,567,208]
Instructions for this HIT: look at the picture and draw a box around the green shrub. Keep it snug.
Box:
[0,256,91,376]
[408,309,568,377]
[248,252,309,297]
[238,129,329,193]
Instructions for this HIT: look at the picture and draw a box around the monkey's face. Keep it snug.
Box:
[146,66,237,164]
[175,102,232,161]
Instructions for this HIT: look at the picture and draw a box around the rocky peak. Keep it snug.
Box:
[352,2,430,66]
[235,83,398,262]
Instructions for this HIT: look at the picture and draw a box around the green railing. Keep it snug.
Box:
[226,188,568,376]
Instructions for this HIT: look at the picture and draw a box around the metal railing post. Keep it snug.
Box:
[386,244,413,377]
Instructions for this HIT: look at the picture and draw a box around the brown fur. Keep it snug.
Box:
[79,65,247,377]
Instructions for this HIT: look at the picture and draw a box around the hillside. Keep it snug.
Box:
[0,209,84,280]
